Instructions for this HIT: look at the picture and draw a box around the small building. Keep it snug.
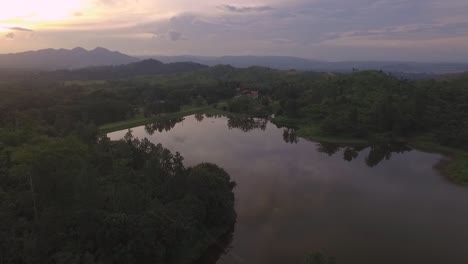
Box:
[239,89,259,99]
[246,90,259,99]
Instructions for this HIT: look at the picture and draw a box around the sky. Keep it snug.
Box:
[1,0,468,61]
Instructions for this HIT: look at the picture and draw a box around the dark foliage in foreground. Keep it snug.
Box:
[0,131,236,263]
[0,78,236,264]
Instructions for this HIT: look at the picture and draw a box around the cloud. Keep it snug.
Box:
[321,21,468,44]
[272,38,295,44]
[2,0,468,61]
[218,4,273,13]
[168,30,186,41]
[153,30,187,41]
[5,32,15,39]
[9,26,33,32]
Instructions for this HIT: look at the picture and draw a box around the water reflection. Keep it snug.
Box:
[283,128,299,144]
[144,117,184,135]
[317,142,412,167]
[195,113,205,122]
[365,144,412,167]
[107,114,468,264]
[317,142,342,156]
[227,117,268,132]
[143,115,413,167]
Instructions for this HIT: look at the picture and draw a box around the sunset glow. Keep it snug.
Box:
[1,0,468,61]
[0,0,85,23]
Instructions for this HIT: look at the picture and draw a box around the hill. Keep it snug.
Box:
[3,46,467,74]
[143,55,468,74]
[0,47,140,69]
[50,59,209,80]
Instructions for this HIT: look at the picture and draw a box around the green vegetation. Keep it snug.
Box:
[263,71,468,184]
[52,59,208,80]
[410,136,468,185]
[446,156,468,185]
[0,74,236,263]
[99,105,218,133]
[273,116,369,145]
[2,62,468,262]
[89,66,468,184]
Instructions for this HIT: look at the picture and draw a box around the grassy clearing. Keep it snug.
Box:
[272,116,369,145]
[274,117,468,185]
[99,115,155,134]
[441,155,468,185]
[410,136,468,186]
[99,105,231,133]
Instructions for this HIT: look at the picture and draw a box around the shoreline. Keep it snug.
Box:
[101,111,468,186]
[273,117,468,186]
[293,123,468,186]
[99,106,226,133]
[408,139,468,186]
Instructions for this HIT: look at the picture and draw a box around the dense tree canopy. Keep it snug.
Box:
[2,64,468,263]
[268,71,468,151]
[0,75,237,264]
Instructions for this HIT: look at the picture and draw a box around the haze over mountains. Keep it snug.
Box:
[145,55,468,74]
[1,47,468,74]
[0,47,139,70]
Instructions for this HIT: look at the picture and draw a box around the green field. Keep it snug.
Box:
[410,136,468,185]
[272,116,369,145]
[99,105,229,133]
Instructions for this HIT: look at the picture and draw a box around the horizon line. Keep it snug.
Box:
[1,46,467,64]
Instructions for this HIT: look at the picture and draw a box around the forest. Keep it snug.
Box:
[268,71,468,184]
[1,64,468,263]
[0,75,236,263]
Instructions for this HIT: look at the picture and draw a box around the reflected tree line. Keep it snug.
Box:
[317,142,412,167]
[223,115,412,167]
[227,117,268,132]
[283,128,299,144]
[144,115,271,135]
[145,114,412,168]
[144,117,184,135]
[128,114,413,263]
[146,114,270,133]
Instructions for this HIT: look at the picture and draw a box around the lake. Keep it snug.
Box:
[108,114,468,264]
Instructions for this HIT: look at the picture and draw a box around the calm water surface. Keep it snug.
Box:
[108,114,468,264]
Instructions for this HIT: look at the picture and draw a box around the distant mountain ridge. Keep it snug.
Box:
[50,59,208,80]
[2,47,468,74]
[142,55,468,74]
[0,47,140,69]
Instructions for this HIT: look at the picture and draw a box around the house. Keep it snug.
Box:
[238,88,259,99]
[246,90,259,99]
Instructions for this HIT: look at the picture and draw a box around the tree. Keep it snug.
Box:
[284,99,298,117]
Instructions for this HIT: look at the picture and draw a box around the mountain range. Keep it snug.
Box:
[0,47,139,70]
[143,55,468,74]
[1,47,468,74]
